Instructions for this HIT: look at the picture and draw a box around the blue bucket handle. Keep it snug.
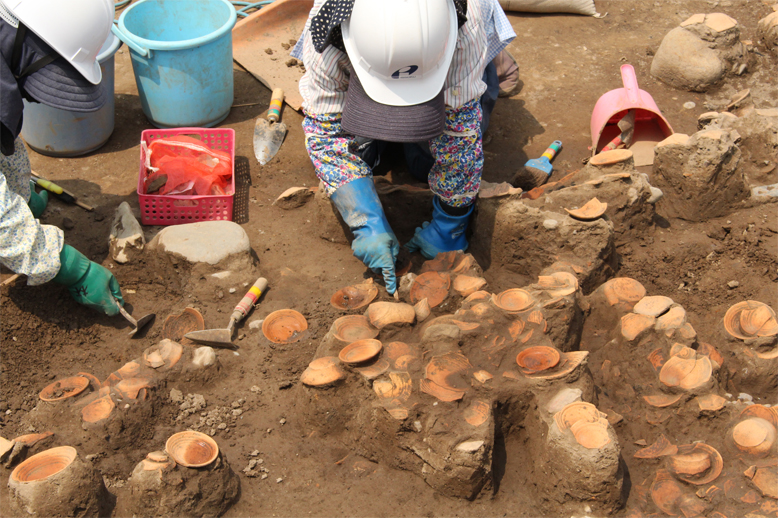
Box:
[111,22,152,58]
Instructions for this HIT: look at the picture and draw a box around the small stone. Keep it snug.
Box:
[231,401,241,408]
[250,450,259,457]
[109,202,145,263]
[170,388,184,403]
[683,101,696,109]
[250,385,261,393]
[248,320,264,330]
[232,409,243,416]
[727,280,739,289]
[62,217,75,230]
[543,219,559,230]
[211,271,232,279]
[229,287,237,294]
[279,418,286,425]
[267,428,272,433]
[218,423,227,430]
[261,474,268,480]
[276,477,283,483]
[738,393,753,402]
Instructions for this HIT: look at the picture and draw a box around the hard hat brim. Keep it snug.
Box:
[342,67,446,143]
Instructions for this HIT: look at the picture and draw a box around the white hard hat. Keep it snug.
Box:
[341,0,458,106]
[1,0,114,84]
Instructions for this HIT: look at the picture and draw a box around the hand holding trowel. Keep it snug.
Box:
[253,88,287,165]
[184,277,268,348]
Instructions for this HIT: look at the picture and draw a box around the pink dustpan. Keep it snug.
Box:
[591,65,674,165]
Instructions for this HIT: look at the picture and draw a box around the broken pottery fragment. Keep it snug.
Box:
[633,295,674,317]
[724,300,778,340]
[492,288,534,312]
[262,309,308,344]
[634,434,678,459]
[273,186,314,210]
[695,394,726,412]
[643,394,682,408]
[516,346,560,374]
[410,271,451,308]
[731,418,777,457]
[601,277,646,310]
[564,197,608,221]
[463,400,491,427]
[367,302,415,329]
[452,275,487,298]
[109,201,145,264]
[330,280,378,310]
[39,376,90,402]
[162,308,205,344]
[620,313,656,341]
[338,339,382,365]
[669,443,723,485]
[301,357,346,387]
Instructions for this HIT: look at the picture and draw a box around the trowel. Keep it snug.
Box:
[253,89,287,165]
[184,277,268,348]
[115,299,155,338]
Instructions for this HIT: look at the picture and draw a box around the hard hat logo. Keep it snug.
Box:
[391,66,419,79]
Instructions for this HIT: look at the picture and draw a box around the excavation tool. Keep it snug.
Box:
[30,171,93,211]
[598,109,635,154]
[184,277,268,348]
[253,89,287,165]
[513,140,562,190]
[115,299,155,338]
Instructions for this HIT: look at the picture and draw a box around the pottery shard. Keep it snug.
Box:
[273,187,314,210]
[633,296,674,317]
[452,275,487,298]
[620,313,656,341]
[704,13,737,33]
[758,11,778,52]
[366,302,415,329]
[634,434,678,459]
[109,202,145,264]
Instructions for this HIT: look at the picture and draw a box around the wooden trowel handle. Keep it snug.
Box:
[230,277,268,323]
[267,88,284,122]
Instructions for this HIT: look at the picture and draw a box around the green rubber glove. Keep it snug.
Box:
[28,181,48,218]
[52,245,124,316]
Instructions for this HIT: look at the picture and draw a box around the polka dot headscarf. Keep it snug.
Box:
[312,0,467,54]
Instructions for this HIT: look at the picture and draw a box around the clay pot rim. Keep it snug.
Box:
[165,431,219,468]
[262,309,308,344]
[330,281,378,310]
[331,314,379,342]
[492,288,534,312]
[10,445,77,483]
[564,197,608,220]
[338,338,383,365]
[39,376,91,402]
[516,346,561,373]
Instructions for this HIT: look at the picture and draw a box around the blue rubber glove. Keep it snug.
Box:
[27,181,48,218]
[405,197,474,260]
[331,178,399,294]
[52,245,124,316]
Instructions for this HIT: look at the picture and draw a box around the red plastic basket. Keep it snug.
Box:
[137,127,235,226]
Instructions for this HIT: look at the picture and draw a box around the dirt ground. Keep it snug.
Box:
[1,0,777,516]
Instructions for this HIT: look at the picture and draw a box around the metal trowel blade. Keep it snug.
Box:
[253,118,287,165]
[183,329,239,349]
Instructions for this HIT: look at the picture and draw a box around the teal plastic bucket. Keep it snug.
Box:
[21,33,122,157]
[112,0,237,128]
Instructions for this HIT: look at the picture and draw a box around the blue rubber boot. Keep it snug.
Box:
[330,178,399,294]
[405,197,474,260]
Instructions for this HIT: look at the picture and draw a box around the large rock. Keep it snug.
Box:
[652,129,748,220]
[651,13,746,92]
[758,10,778,55]
[147,221,253,268]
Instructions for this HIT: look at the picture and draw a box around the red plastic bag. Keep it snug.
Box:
[143,136,232,196]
